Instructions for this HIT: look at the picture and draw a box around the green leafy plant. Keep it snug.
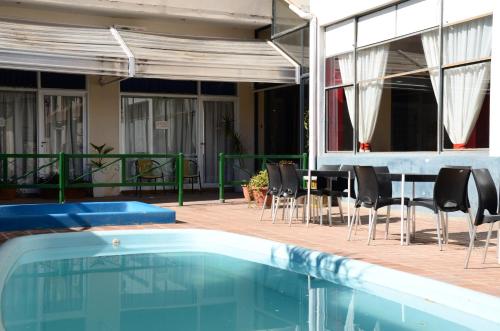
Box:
[90,143,114,168]
[249,170,268,190]
[221,114,252,181]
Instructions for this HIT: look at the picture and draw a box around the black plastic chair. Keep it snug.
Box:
[259,163,282,223]
[318,164,343,225]
[280,163,308,226]
[350,166,410,245]
[465,169,500,268]
[409,167,472,250]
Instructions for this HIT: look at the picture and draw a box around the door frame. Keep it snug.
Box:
[37,89,88,155]
[198,95,239,186]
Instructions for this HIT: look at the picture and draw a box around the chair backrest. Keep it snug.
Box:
[374,166,392,197]
[280,163,300,196]
[434,167,471,213]
[266,163,282,194]
[472,168,498,225]
[339,164,356,198]
[354,166,379,206]
[183,159,198,176]
[136,159,158,177]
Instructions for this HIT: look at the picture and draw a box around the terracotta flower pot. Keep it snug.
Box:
[242,185,253,202]
[253,188,272,208]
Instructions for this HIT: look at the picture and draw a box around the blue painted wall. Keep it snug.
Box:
[317,151,499,211]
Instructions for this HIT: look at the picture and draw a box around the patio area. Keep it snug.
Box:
[0,191,499,297]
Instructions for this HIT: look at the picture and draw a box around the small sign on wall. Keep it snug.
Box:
[155,120,168,130]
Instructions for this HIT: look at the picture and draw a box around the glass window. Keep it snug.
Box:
[325,53,354,88]
[326,87,353,152]
[371,73,438,152]
[201,82,237,96]
[41,72,86,90]
[0,69,37,88]
[121,78,197,94]
[273,26,309,69]
[273,0,306,35]
[443,64,490,149]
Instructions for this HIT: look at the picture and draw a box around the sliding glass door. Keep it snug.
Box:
[201,100,235,184]
[39,93,86,179]
[0,91,37,183]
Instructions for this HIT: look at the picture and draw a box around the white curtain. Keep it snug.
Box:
[338,52,355,125]
[421,16,492,148]
[356,44,389,151]
[0,91,36,183]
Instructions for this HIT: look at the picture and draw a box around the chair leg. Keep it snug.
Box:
[406,206,412,245]
[288,198,297,226]
[444,212,449,244]
[354,208,360,235]
[372,208,377,240]
[435,212,443,251]
[319,196,323,226]
[337,197,344,223]
[465,226,477,269]
[259,194,269,222]
[385,206,390,240]
[347,207,358,241]
[467,208,475,241]
[368,209,377,245]
[327,196,332,227]
[198,175,202,191]
[483,223,494,263]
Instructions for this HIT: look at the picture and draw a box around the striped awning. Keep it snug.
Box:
[0,19,299,83]
[118,30,299,83]
[0,20,129,77]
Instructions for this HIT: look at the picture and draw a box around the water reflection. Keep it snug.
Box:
[2,253,473,331]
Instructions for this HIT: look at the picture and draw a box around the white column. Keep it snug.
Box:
[309,16,318,170]
[490,3,500,156]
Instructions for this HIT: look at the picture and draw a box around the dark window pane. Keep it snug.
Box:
[370,73,437,152]
[326,87,353,151]
[201,82,237,96]
[121,78,197,94]
[325,54,353,87]
[41,72,86,89]
[0,69,37,88]
[274,26,309,68]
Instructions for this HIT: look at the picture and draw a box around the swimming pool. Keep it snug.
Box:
[0,202,175,231]
[0,229,498,330]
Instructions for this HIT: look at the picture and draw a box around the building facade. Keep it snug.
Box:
[308,0,498,200]
[0,0,308,193]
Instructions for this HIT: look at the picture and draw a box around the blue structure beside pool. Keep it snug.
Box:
[0,201,175,231]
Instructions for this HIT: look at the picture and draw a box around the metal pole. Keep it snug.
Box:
[178,153,184,206]
[219,153,225,203]
[58,152,65,204]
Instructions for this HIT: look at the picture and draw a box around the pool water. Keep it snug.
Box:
[1,252,482,331]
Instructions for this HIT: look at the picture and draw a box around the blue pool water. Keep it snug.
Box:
[0,251,491,331]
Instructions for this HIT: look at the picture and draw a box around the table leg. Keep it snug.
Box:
[400,174,405,246]
[412,182,416,240]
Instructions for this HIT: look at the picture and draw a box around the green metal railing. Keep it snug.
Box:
[218,153,308,202]
[0,153,185,206]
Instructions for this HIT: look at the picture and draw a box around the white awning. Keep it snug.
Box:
[118,30,299,83]
[0,20,129,76]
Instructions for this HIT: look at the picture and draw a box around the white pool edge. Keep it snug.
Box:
[0,228,498,330]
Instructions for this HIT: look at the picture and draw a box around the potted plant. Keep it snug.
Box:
[0,179,17,200]
[90,143,119,197]
[249,170,271,208]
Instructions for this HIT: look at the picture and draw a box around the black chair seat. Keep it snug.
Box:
[409,197,437,212]
[358,197,410,209]
[482,214,500,224]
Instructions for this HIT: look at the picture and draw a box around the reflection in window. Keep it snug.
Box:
[326,88,353,151]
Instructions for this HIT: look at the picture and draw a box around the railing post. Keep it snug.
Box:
[120,157,126,184]
[219,153,225,203]
[58,152,65,204]
[302,152,308,170]
[177,153,184,206]
[1,156,7,183]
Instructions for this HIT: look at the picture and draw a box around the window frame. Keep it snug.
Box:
[323,0,493,154]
